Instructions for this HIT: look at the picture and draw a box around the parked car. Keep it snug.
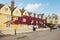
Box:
[51,24,57,29]
[57,24,60,28]
[52,26,57,29]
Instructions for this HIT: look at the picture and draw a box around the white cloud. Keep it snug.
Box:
[17,3,49,14]
[25,3,42,12]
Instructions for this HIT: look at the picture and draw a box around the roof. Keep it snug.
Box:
[28,12,32,16]
[0,4,4,9]
[4,20,15,24]
[9,7,17,16]
[21,8,25,15]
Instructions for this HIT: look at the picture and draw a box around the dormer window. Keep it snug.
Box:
[25,13,26,15]
[39,16,41,18]
[23,18,26,22]
[31,14,34,17]
[36,15,38,18]
[16,10,19,14]
[4,7,8,11]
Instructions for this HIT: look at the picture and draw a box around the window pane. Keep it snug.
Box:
[4,8,8,11]
[23,18,26,22]
[6,16,11,20]
[6,24,10,27]
[16,10,19,14]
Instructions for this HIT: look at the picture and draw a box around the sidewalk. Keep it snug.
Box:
[36,28,50,31]
[18,28,50,34]
[0,28,50,35]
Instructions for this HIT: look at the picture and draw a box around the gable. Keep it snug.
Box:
[31,13,34,17]
[43,15,46,19]
[23,11,29,16]
[13,7,21,16]
[0,4,11,15]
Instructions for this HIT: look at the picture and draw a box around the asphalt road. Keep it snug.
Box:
[0,28,60,40]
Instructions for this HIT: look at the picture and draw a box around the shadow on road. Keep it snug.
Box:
[16,36,27,39]
[0,35,13,38]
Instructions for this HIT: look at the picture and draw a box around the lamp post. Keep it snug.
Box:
[15,28,16,35]
[15,25,17,35]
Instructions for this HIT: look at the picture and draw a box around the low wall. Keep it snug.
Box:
[1,28,32,35]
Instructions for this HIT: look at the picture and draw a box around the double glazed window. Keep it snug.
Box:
[6,24,10,27]
[31,20,34,24]
[6,16,11,20]
[4,7,8,11]
[23,18,26,22]
[16,10,19,14]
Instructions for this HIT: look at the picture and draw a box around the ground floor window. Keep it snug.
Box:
[6,24,10,27]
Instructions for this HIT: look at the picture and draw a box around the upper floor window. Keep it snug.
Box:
[31,20,34,24]
[43,16,45,19]
[36,21,38,23]
[6,16,11,20]
[4,7,8,11]
[44,21,45,23]
[55,21,58,23]
[50,21,52,23]
[55,17,58,20]
[25,13,26,15]
[16,10,19,14]
[23,18,26,22]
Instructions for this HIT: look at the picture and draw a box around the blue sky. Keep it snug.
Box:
[0,0,60,16]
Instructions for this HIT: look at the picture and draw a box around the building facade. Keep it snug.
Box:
[47,13,58,27]
[0,0,46,35]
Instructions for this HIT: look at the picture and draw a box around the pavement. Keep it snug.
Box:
[0,28,50,35]
[0,28,60,40]
[17,28,50,34]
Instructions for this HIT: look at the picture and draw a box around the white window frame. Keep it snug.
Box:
[16,17,18,20]
[16,10,19,14]
[31,20,34,24]
[4,7,8,11]
[36,15,38,18]
[23,18,26,22]
[6,16,11,20]
[36,21,38,24]
[31,14,34,17]
[6,24,10,27]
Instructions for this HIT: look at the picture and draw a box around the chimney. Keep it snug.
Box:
[11,0,14,10]
[34,13,36,17]
[22,8,24,11]
[21,8,25,16]
[29,12,32,16]
[41,14,44,19]
[37,14,39,18]
[11,0,14,20]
